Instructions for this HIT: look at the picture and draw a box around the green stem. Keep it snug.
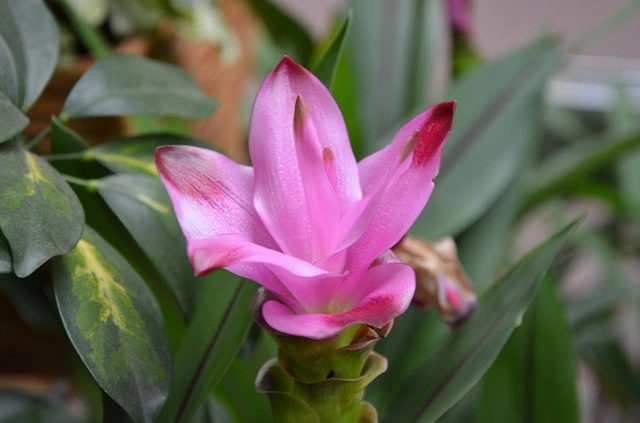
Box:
[568,1,640,55]
[42,152,90,161]
[24,126,51,150]
[523,133,640,211]
[60,0,111,59]
[62,174,99,191]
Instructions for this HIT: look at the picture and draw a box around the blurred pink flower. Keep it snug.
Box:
[155,57,455,340]
[448,0,473,35]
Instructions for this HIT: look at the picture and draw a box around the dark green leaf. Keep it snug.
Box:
[61,54,217,120]
[159,276,256,423]
[413,37,558,239]
[53,227,172,423]
[0,141,84,277]
[97,174,200,316]
[68,186,185,353]
[0,231,11,274]
[0,389,86,423]
[478,276,579,423]
[0,272,59,330]
[382,218,581,423]
[0,0,58,109]
[0,91,29,143]
[312,10,353,90]
[216,331,277,423]
[582,344,640,408]
[51,116,90,154]
[9,0,59,108]
[85,134,214,176]
[245,0,313,64]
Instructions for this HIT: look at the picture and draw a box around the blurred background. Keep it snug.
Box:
[2,0,640,422]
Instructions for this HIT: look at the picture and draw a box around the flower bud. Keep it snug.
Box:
[393,235,477,328]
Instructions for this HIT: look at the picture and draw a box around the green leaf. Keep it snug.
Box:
[159,276,257,423]
[0,231,11,274]
[413,37,558,240]
[0,272,59,331]
[216,331,277,423]
[61,54,217,120]
[0,91,29,143]
[85,134,214,176]
[312,10,353,90]
[478,276,579,423]
[96,174,200,316]
[244,0,313,64]
[0,141,84,278]
[9,0,59,109]
[53,227,172,423]
[381,218,581,423]
[0,389,86,423]
[0,0,59,109]
[51,116,90,154]
[457,165,529,290]
[68,185,185,353]
[346,0,447,146]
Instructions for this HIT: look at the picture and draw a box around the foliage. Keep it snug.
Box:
[0,0,638,422]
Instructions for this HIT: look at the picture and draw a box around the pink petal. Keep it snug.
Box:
[261,261,416,339]
[155,145,275,248]
[188,234,344,312]
[249,57,361,261]
[293,96,341,260]
[346,102,456,273]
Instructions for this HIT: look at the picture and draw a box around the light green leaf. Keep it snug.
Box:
[381,218,581,423]
[244,0,313,64]
[53,227,171,423]
[412,37,558,240]
[312,10,353,90]
[84,134,214,176]
[61,54,217,120]
[0,141,84,277]
[97,174,200,316]
[478,276,579,423]
[0,91,29,143]
[159,275,256,423]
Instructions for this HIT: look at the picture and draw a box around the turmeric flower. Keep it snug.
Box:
[155,57,455,340]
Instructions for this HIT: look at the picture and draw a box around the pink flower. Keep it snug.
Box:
[448,0,473,35]
[155,57,455,340]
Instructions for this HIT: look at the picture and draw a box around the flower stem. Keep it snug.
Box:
[24,126,51,151]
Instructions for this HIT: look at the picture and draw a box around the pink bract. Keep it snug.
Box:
[155,57,455,340]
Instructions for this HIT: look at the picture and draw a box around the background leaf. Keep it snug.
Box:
[9,0,59,109]
[53,227,172,423]
[0,232,11,274]
[159,275,256,423]
[478,276,579,423]
[61,54,217,120]
[0,141,84,277]
[0,389,86,423]
[379,218,581,423]
[312,10,353,90]
[84,134,214,176]
[0,91,29,143]
[97,174,200,316]
[245,0,313,64]
[413,37,558,240]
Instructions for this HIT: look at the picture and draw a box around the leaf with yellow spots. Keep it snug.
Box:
[53,226,171,423]
[85,134,217,177]
[0,140,84,277]
[97,174,201,317]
